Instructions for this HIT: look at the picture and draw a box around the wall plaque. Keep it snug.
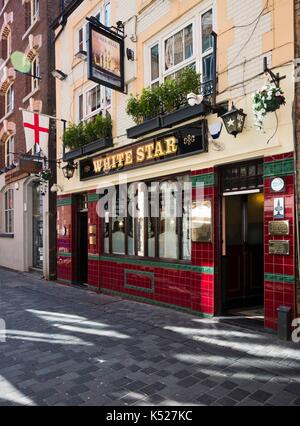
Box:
[269,221,290,236]
[89,225,97,234]
[269,240,290,256]
[89,236,97,246]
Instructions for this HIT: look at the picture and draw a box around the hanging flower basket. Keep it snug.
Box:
[252,83,286,131]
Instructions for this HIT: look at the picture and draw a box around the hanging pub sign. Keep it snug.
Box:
[80,121,208,181]
[87,20,125,93]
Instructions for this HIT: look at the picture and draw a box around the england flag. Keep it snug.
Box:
[22,111,50,154]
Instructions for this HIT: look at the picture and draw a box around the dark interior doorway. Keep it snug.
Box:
[76,194,88,285]
[220,160,265,315]
[222,193,264,311]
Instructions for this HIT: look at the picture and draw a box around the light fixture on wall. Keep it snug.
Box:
[75,50,87,61]
[187,92,204,107]
[62,161,78,180]
[221,103,247,138]
[51,69,67,81]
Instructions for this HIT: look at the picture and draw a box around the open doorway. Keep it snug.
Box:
[221,161,264,327]
[76,194,88,285]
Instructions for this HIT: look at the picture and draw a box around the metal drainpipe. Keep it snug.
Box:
[292,100,300,317]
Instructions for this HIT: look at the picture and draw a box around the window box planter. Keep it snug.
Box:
[63,147,83,162]
[82,137,113,156]
[127,117,162,139]
[161,104,210,129]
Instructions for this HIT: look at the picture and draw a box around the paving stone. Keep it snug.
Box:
[0,267,300,406]
[250,390,272,403]
[228,388,251,402]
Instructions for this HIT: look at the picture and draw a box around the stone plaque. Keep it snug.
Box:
[269,240,290,256]
[269,221,290,236]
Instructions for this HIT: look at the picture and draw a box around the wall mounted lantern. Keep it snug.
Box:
[62,161,78,180]
[221,103,247,138]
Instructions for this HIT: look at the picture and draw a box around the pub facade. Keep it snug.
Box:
[54,0,297,331]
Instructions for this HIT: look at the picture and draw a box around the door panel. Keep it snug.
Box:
[223,193,264,309]
[77,212,88,284]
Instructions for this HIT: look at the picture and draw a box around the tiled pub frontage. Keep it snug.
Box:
[57,149,297,332]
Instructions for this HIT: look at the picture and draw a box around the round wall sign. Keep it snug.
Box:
[271,178,285,192]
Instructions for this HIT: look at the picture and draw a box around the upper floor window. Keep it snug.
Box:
[148,7,213,90]
[31,55,40,91]
[25,0,40,30]
[4,188,14,234]
[5,84,14,115]
[78,84,111,123]
[1,30,11,62]
[5,135,14,166]
[76,1,111,54]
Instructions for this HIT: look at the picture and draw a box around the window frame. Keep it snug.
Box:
[31,55,40,92]
[75,1,111,55]
[147,4,214,88]
[77,83,111,123]
[5,84,14,115]
[4,188,14,234]
[102,174,192,264]
[5,135,14,167]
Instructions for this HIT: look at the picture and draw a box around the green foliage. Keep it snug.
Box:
[63,115,112,150]
[126,67,202,124]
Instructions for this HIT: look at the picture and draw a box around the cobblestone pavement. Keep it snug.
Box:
[0,268,299,406]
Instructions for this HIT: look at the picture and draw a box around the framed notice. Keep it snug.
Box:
[87,21,125,93]
[192,200,213,243]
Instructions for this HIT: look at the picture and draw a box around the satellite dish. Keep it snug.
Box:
[10,51,31,74]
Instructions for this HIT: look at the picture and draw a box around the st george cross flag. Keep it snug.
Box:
[22,111,50,154]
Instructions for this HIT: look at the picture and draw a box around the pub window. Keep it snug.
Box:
[147,6,213,91]
[4,188,14,234]
[103,176,192,261]
[77,84,111,123]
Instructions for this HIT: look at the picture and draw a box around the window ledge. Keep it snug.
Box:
[0,110,14,125]
[0,233,14,239]
[23,87,40,104]
[22,16,40,41]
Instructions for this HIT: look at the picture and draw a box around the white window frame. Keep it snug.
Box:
[31,55,40,91]
[75,1,111,55]
[5,84,14,115]
[5,135,14,166]
[4,188,14,234]
[77,83,111,123]
[146,3,214,88]
[31,0,40,24]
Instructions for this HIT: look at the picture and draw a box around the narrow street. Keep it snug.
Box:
[0,267,299,406]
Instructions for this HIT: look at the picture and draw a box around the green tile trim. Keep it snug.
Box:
[57,252,73,258]
[192,173,216,188]
[57,197,74,207]
[264,273,295,284]
[264,158,294,178]
[95,255,216,275]
[101,288,214,319]
[88,193,101,203]
[124,269,155,294]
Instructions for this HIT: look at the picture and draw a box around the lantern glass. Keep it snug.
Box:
[222,106,246,137]
[62,162,76,180]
